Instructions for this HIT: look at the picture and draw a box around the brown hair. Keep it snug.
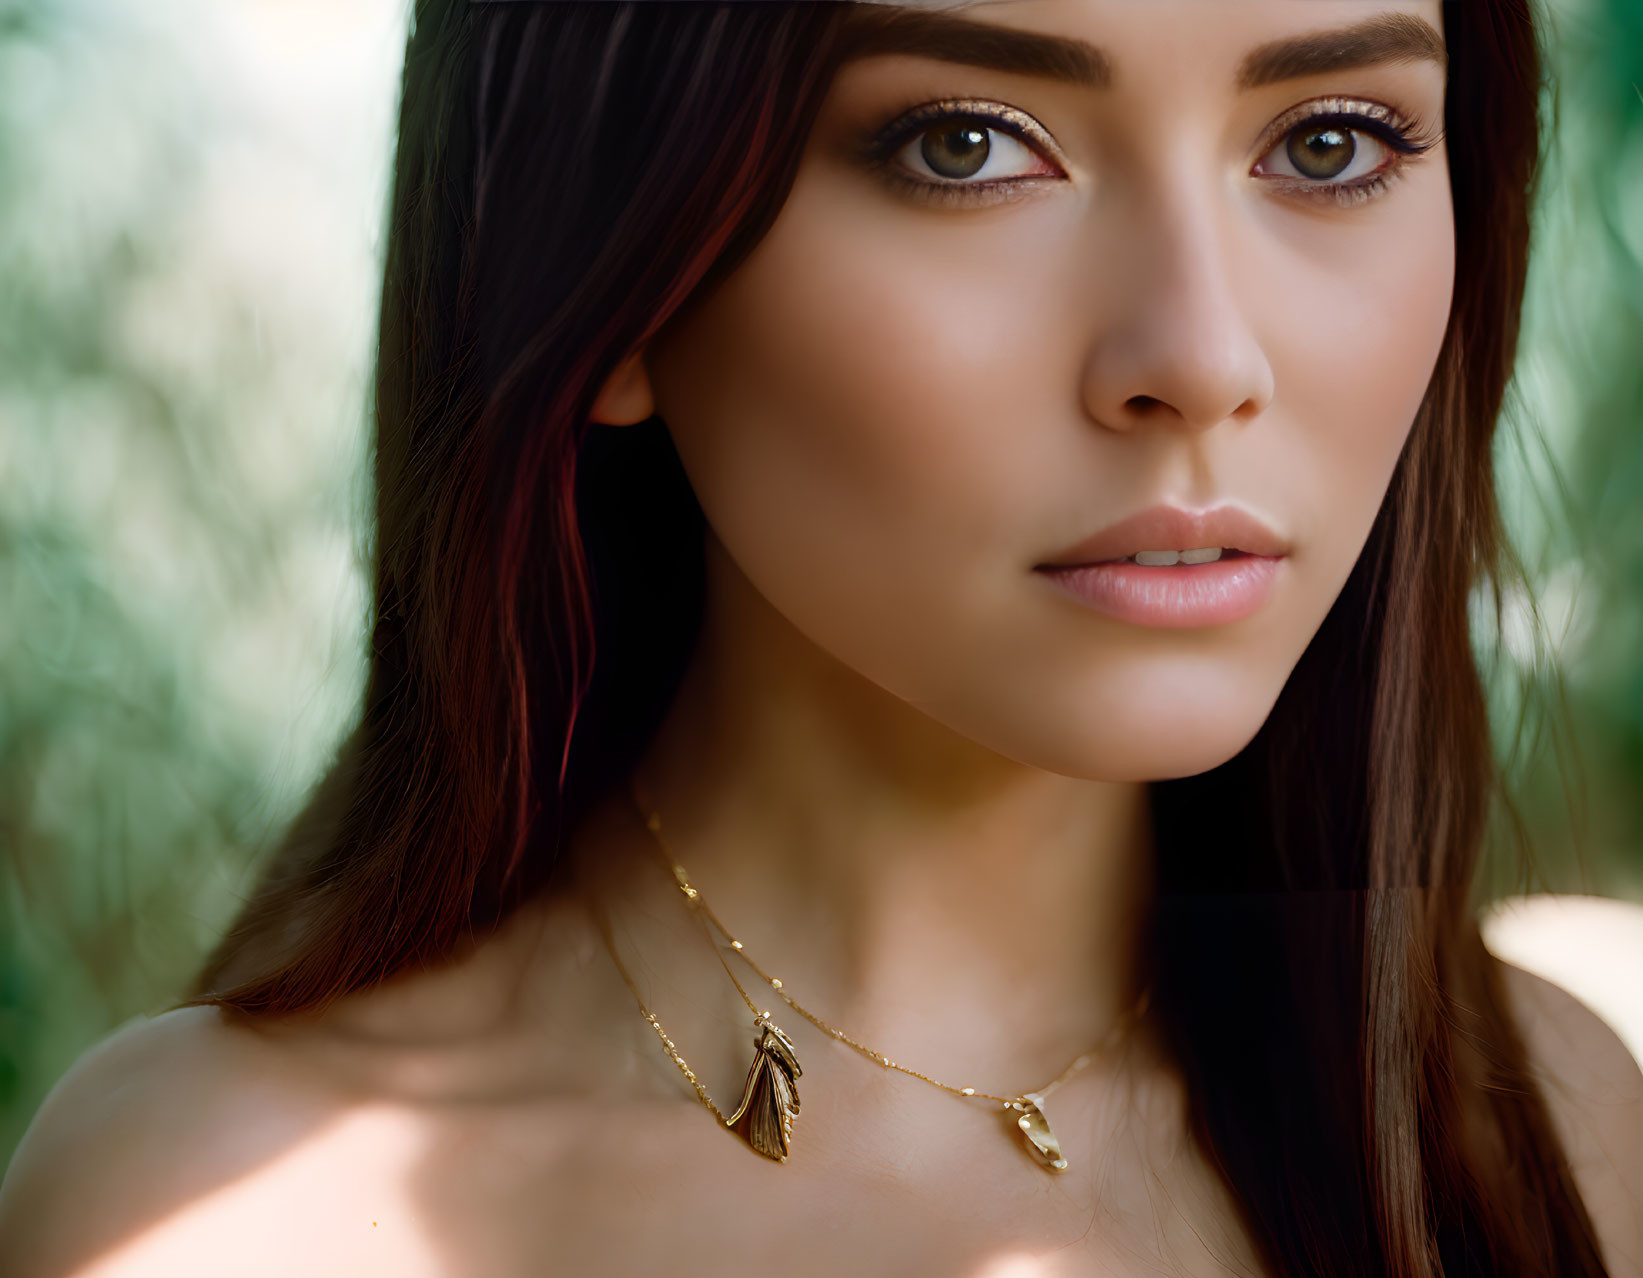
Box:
[182,2,1607,1273]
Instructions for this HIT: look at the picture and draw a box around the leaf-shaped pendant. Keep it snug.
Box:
[725,1014,803,1162]
[1012,1091,1069,1172]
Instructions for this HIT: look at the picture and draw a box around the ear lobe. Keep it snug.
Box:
[589,350,656,426]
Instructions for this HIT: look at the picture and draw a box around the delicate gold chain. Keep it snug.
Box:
[586,890,739,1125]
[589,839,803,1127]
[628,778,1153,1113]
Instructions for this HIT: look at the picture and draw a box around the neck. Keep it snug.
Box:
[575,541,1158,1089]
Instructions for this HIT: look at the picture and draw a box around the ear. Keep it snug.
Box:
[589,350,656,426]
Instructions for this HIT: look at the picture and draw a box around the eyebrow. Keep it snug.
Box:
[838,10,1447,92]
[839,6,1113,87]
[1238,12,1448,88]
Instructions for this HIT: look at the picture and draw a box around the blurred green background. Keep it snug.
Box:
[2,0,1641,1165]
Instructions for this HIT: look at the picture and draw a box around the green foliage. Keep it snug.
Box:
[0,0,386,1159]
[1475,0,1643,903]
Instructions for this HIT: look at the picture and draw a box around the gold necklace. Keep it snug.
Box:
[597,778,1154,1174]
[589,884,806,1160]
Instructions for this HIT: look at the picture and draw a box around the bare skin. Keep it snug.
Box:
[3,862,1639,1276]
[6,1,1641,1275]
[167,812,1275,1277]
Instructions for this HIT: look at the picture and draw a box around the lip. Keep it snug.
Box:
[1036,503,1291,568]
[1033,503,1289,628]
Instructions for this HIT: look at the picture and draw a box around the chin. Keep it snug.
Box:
[1067,741,1257,784]
[989,688,1282,783]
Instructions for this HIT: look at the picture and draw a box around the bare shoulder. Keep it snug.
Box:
[1496,958,1643,1276]
[0,1003,428,1278]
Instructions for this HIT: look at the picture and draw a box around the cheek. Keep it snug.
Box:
[645,176,1052,653]
[1269,176,1457,591]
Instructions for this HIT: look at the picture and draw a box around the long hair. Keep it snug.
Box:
[181,2,1606,1274]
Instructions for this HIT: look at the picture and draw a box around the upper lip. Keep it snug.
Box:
[1036,503,1290,567]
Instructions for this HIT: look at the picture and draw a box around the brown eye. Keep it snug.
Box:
[921,124,990,180]
[1287,126,1356,180]
[1254,117,1396,189]
[887,115,1058,188]
[862,99,1067,205]
[1248,97,1444,208]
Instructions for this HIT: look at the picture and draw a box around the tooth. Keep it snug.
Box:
[1132,549,1182,566]
[1177,547,1223,564]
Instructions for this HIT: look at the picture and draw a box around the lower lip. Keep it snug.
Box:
[1034,554,1284,628]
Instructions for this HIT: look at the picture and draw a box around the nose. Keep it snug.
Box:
[1079,196,1276,435]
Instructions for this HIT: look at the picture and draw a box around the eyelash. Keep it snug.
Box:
[860,96,1443,210]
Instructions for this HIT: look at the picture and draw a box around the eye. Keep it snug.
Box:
[1251,97,1443,208]
[862,99,1065,207]
[891,117,1057,185]
[1259,121,1393,183]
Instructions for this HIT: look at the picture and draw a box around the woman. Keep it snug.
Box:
[1,0,1638,1274]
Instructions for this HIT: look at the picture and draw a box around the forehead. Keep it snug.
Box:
[838,0,1448,92]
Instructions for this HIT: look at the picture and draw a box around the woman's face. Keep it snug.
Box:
[626,0,1453,781]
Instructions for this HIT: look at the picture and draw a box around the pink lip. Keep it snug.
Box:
[1035,555,1282,627]
[1033,502,1289,628]
[1037,503,1290,567]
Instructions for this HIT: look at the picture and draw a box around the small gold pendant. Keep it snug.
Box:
[1010,1091,1069,1172]
[725,1013,803,1162]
